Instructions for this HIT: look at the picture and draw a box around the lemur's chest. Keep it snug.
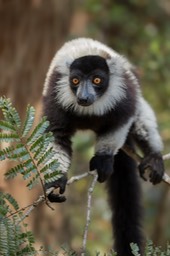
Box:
[70,111,127,134]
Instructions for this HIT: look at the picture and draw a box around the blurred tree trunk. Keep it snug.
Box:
[0,0,74,251]
[0,0,73,114]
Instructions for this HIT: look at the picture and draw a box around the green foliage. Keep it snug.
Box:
[0,96,61,190]
[130,241,170,256]
[144,240,170,256]
[0,97,64,255]
[0,192,36,256]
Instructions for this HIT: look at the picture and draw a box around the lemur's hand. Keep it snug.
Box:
[138,152,164,185]
[45,174,67,203]
[90,154,114,183]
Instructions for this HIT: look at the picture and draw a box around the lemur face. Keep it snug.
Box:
[69,55,109,106]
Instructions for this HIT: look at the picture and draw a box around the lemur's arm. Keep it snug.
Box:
[43,97,74,202]
[132,97,164,184]
[44,137,71,203]
[90,118,134,182]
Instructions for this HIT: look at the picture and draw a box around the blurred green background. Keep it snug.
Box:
[0,0,170,254]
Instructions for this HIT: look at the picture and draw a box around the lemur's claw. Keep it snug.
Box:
[45,174,67,203]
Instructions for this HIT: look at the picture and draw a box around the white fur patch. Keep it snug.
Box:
[43,38,138,116]
[134,97,163,152]
[95,117,134,155]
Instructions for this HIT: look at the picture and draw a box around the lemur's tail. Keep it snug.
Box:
[107,148,144,256]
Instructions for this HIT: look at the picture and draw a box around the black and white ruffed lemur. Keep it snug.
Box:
[42,38,164,256]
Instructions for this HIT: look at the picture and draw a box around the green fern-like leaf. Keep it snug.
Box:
[22,105,35,137]
[0,133,19,142]
[0,216,36,256]
[23,159,35,172]
[33,132,54,160]
[27,174,39,190]
[15,150,30,161]
[0,97,62,191]
[27,117,49,145]
[3,193,19,211]
[0,97,21,129]
[5,164,25,180]
[0,196,9,217]
[44,170,62,184]
[0,145,15,160]
[0,193,36,255]
[39,158,61,185]
[22,165,37,180]
[29,134,46,152]
[7,144,30,161]
[37,146,55,166]
[0,98,65,255]
[130,243,140,256]
[0,120,17,132]
[29,132,53,154]
[0,145,28,161]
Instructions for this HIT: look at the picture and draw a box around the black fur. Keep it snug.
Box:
[131,125,165,184]
[43,69,137,135]
[108,148,144,256]
[139,152,164,184]
[43,52,164,256]
[90,154,114,182]
[70,56,110,100]
[70,55,109,75]
[42,61,142,254]
[45,175,67,203]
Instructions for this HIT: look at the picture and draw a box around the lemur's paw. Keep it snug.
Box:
[90,154,114,183]
[139,152,164,185]
[45,174,67,203]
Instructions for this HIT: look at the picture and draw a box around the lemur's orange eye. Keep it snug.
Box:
[93,77,101,85]
[72,78,79,85]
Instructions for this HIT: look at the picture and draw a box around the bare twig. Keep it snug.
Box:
[11,146,170,226]
[13,147,170,226]
[15,171,98,252]
[81,172,98,256]
[16,187,54,225]
[67,172,89,185]
[161,173,170,185]
[163,153,170,161]
[15,173,90,224]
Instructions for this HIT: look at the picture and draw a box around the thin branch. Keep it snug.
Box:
[6,203,34,219]
[81,172,98,255]
[15,173,90,224]
[163,153,170,161]
[8,147,170,243]
[6,147,170,225]
[67,172,89,185]
[16,187,54,225]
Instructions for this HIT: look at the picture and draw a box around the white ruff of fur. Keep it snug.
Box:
[43,38,139,116]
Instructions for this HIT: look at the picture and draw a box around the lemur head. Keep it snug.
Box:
[69,55,110,106]
[43,38,139,116]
